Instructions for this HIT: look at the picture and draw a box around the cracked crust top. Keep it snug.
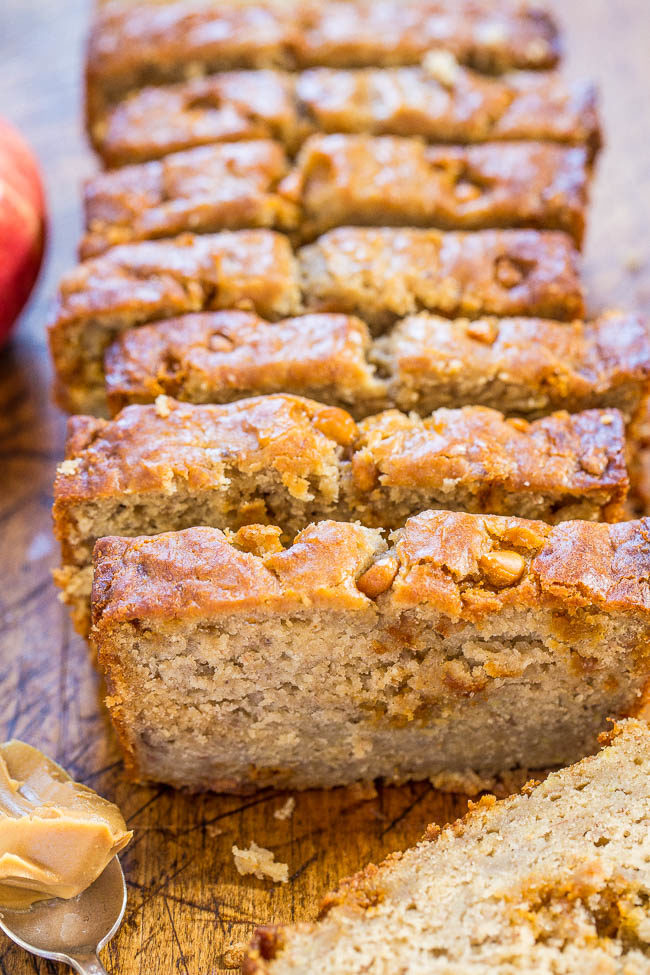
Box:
[91,512,650,630]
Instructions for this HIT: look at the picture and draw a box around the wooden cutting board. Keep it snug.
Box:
[0,1,648,971]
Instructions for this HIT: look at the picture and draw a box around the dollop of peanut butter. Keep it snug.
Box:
[0,741,132,910]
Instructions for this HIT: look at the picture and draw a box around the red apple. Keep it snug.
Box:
[0,117,47,347]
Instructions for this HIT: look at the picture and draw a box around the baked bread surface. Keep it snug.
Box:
[81,136,590,256]
[54,395,628,635]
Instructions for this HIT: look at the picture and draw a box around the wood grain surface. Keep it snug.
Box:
[0,1,649,972]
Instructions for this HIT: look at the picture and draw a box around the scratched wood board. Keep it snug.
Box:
[0,0,649,971]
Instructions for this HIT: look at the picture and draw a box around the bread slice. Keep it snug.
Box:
[92,70,302,166]
[93,65,600,169]
[295,66,600,160]
[80,137,590,258]
[286,137,590,246]
[300,227,584,332]
[104,311,388,418]
[103,310,650,429]
[54,396,628,635]
[86,0,560,125]
[90,512,650,792]
[381,310,650,421]
[244,719,650,974]
[48,230,300,415]
[80,141,299,260]
[50,227,583,415]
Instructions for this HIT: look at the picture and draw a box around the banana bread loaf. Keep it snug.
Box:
[81,137,590,257]
[55,396,628,635]
[87,0,560,125]
[103,310,650,427]
[244,719,650,974]
[90,513,650,792]
[51,227,583,415]
[93,65,600,168]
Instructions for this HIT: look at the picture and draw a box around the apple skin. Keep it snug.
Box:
[0,116,47,348]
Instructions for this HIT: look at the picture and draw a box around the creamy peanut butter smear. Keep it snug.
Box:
[0,741,132,910]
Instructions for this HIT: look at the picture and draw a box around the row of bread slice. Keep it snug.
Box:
[92,62,600,167]
[81,136,591,258]
[87,0,562,127]
[54,393,631,634]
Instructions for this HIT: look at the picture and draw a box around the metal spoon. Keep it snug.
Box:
[0,855,126,974]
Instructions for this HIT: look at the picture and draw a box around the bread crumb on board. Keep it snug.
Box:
[57,458,82,476]
[154,394,172,418]
[273,797,296,821]
[222,941,249,968]
[232,842,289,883]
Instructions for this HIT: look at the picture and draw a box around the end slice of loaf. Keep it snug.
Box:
[54,396,629,634]
[90,512,650,793]
[103,309,650,428]
[244,719,650,974]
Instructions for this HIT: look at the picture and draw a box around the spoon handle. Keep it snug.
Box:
[68,950,109,974]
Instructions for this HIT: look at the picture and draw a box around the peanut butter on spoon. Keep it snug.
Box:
[0,741,131,910]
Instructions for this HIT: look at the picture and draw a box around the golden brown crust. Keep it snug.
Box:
[299,227,584,330]
[103,310,386,416]
[351,406,628,522]
[51,227,582,414]
[54,394,355,511]
[286,137,589,245]
[80,141,299,259]
[86,1,560,124]
[51,230,299,330]
[90,512,650,631]
[93,70,302,166]
[91,520,385,625]
[94,65,600,169]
